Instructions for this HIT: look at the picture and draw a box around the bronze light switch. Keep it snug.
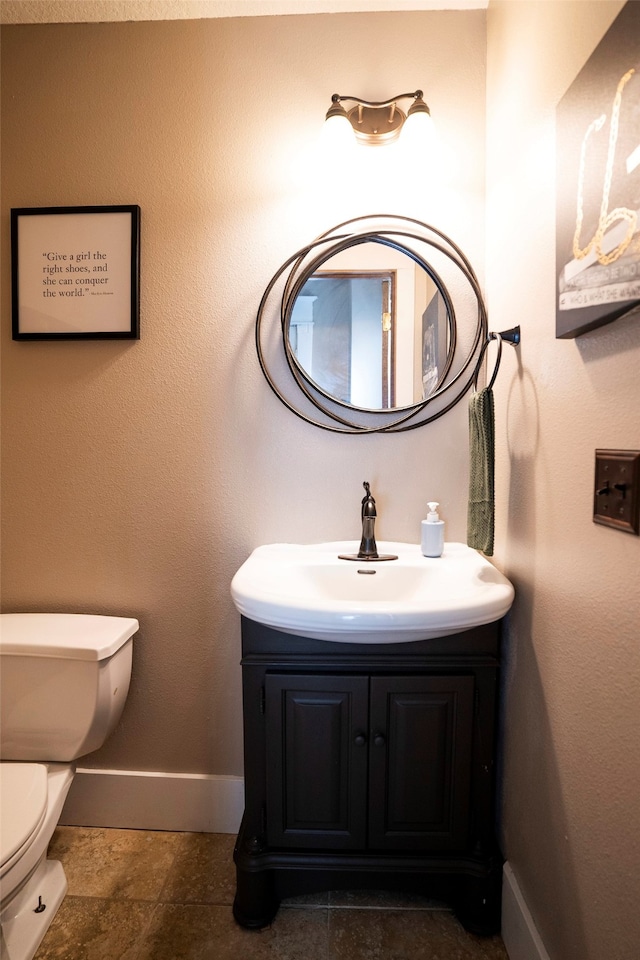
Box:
[593,449,640,535]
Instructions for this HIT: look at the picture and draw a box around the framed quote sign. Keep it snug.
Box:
[555,2,640,338]
[11,204,140,340]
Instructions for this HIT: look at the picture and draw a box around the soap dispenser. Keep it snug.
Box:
[421,502,444,557]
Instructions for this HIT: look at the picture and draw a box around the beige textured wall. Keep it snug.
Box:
[1,12,486,774]
[487,2,639,959]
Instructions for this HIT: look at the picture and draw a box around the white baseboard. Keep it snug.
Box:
[60,768,244,834]
[501,862,551,960]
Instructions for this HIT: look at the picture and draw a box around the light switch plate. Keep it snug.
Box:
[593,449,640,535]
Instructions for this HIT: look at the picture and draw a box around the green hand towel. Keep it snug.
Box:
[467,386,495,556]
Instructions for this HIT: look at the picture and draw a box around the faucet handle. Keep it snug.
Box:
[361,480,376,518]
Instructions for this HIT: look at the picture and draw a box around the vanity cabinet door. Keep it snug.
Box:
[368,675,475,851]
[265,674,369,850]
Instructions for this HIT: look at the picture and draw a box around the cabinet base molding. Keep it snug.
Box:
[233,816,503,935]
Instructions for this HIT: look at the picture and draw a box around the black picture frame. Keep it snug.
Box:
[11,204,140,340]
[555,2,640,339]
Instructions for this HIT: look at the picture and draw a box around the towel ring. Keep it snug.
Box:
[473,326,520,392]
[473,333,502,392]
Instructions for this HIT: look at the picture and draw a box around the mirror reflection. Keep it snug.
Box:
[287,242,450,411]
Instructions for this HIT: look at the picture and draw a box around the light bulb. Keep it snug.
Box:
[321,112,355,151]
[401,109,437,151]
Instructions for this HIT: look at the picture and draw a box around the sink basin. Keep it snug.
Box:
[231,541,514,643]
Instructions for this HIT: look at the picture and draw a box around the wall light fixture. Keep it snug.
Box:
[324,90,432,146]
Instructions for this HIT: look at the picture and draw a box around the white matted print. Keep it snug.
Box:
[11,205,140,340]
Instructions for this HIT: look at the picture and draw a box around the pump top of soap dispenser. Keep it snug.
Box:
[427,502,440,521]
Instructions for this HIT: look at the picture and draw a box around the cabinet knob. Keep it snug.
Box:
[354,733,367,747]
[373,733,386,748]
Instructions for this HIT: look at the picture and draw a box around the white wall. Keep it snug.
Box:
[487,3,640,959]
[1,10,486,777]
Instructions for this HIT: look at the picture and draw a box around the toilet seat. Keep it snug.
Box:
[0,764,47,879]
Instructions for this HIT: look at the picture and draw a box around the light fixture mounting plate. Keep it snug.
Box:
[347,103,406,145]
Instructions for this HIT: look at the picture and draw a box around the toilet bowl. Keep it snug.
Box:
[0,764,74,960]
[0,613,138,960]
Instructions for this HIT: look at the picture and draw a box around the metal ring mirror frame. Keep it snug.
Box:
[282,232,458,414]
[255,214,489,434]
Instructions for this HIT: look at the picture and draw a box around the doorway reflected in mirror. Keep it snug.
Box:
[288,243,449,412]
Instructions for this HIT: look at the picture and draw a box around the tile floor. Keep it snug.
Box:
[34,826,509,959]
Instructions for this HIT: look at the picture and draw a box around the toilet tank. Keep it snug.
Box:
[0,613,138,762]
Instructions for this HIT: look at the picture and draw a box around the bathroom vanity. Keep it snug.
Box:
[233,615,504,935]
[235,206,520,930]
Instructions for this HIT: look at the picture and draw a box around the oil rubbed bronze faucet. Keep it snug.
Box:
[338,482,398,562]
[358,481,378,559]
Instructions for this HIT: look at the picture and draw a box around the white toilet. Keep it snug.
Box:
[0,613,138,960]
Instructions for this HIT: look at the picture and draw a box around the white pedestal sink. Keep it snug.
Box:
[231,541,514,643]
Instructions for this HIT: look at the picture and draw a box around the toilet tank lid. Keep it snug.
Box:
[0,614,139,660]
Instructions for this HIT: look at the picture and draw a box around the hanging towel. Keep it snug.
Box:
[467,386,495,556]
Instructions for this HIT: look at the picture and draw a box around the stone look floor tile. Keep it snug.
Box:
[281,890,330,907]
[160,832,237,905]
[329,888,449,910]
[35,827,510,960]
[136,902,330,960]
[33,896,152,960]
[328,909,509,960]
[47,826,182,900]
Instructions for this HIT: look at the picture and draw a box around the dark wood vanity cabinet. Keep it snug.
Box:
[265,672,475,852]
[233,617,504,935]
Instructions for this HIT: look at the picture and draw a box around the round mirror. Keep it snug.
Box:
[256,215,490,434]
[286,240,454,412]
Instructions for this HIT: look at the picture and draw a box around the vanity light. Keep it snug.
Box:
[324,90,432,146]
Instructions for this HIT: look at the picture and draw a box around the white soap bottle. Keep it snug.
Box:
[421,502,444,557]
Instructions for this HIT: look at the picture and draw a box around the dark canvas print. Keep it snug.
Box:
[556,2,640,338]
